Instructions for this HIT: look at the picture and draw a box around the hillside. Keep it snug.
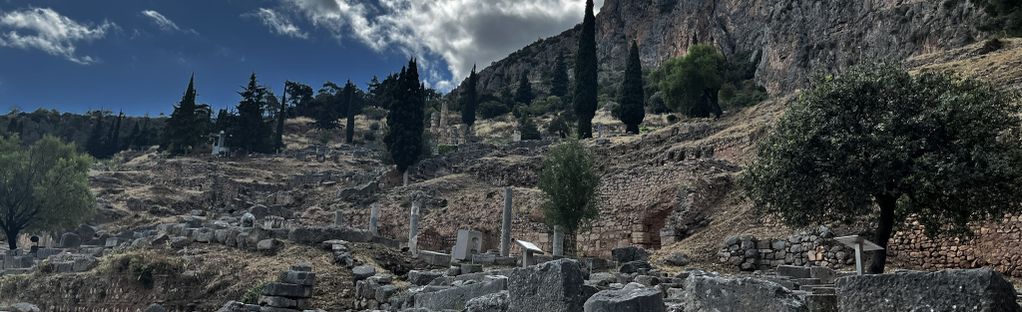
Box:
[456,0,990,97]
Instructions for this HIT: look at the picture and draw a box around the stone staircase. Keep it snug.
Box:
[762,265,855,312]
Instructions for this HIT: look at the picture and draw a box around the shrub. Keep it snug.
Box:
[546,114,572,138]
[518,115,542,141]
[478,100,510,119]
[363,107,388,120]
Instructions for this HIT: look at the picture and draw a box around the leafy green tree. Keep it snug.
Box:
[461,66,479,136]
[230,73,273,153]
[538,139,601,256]
[313,82,343,129]
[550,52,570,98]
[0,135,95,249]
[573,0,599,138]
[652,44,724,118]
[515,70,535,105]
[742,64,1022,273]
[285,81,315,117]
[384,59,426,184]
[518,114,541,140]
[163,75,209,155]
[618,41,646,134]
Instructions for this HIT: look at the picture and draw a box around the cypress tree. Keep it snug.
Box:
[275,82,287,152]
[344,80,358,144]
[618,41,645,134]
[384,59,426,181]
[231,73,273,153]
[164,74,202,155]
[461,65,479,136]
[515,70,534,105]
[85,113,106,157]
[550,52,569,98]
[5,118,17,136]
[573,0,598,138]
[105,111,124,156]
[125,121,141,150]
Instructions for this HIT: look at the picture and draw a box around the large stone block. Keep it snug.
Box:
[466,290,509,312]
[59,232,81,248]
[673,274,807,312]
[418,250,452,266]
[408,270,444,286]
[508,258,586,312]
[280,270,316,286]
[415,276,507,310]
[583,283,666,312]
[835,268,1021,312]
[776,265,811,279]
[611,246,648,263]
[262,282,312,298]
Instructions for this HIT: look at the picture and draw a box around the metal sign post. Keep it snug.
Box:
[835,235,884,274]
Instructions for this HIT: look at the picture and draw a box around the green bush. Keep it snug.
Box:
[438,144,458,155]
[546,114,572,138]
[363,107,388,120]
[478,100,510,119]
[518,115,542,141]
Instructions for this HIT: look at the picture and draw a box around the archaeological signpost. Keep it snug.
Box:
[835,235,884,275]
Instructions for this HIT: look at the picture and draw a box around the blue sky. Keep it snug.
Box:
[0,0,599,116]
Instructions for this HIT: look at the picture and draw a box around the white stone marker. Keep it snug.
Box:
[368,203,380,236]
[408,200,421,256]
[835,235,884,275]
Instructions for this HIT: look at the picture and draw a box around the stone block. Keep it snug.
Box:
[835,268,1021,311]
[453,229,484,261]
[262,282,312,298]
[415,277,507,310]
[466,290,509,312]
[619,260,652,274]
[508,258,585,312]
[807,294,837,312]
[809,266,837,284]
[673,275,807,312]
[257,239,283,252]
[583,283,666,312]
[776,265,811,278]
[258,295,307,309]
[375,284,400,302]
[461,264,483,274]
[408,270,444,286]
[418,250,452,266]
[353,265,376,281]
[59,232,81,248]
[611,246,648,263]
[279,270,316,286]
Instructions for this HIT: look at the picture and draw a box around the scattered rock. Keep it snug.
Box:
[619,260,652,274]
[256,238,283,252]
[409,270,444,286]
[466,290,509,312]
[662,253,690,266]
[143,303,166,312]
[59,233,81,248]
[673,274,806,312]
[353,265,377,281]
[508,258,586,312]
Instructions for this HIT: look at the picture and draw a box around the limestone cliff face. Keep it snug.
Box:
[458,0,988,97]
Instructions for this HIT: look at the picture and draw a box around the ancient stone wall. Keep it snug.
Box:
[888,215,1022,277]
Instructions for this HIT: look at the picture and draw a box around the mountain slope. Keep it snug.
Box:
[457,0,990,97]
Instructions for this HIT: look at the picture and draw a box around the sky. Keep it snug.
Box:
[0,0,602,116]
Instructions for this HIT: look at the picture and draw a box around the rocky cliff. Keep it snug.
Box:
[458,0,990,97]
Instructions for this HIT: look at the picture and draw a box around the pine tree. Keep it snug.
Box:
[275,82,287,152]
[618,41,646,134]
[164,74,203,155]
[285,81,315,117]
[550,52,569,98]
[515,70,534,105]
[5,118,17,136]
[573,0,599,138]
[461,65,479,135]
[313,82,343,129]
[231,73,273,153]
[344,80,358,144]
[384,59,426,181]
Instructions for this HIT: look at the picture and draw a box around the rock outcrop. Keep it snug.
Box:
[456,0,989,97]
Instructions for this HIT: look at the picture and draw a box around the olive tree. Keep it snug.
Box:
[538,139,601,256]
[742,64,1022,273]
[0,135,95,249]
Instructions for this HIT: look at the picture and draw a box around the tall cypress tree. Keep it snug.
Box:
[573,0,598,138]
[461,65,479,136]
[231,73,272,153]
[125,121,141,150]
[550,52,569,98]
[105,111,124,156]
[344,80,358,144]
[384,59,425,181]
[618,41,645,134]
[515,70,534,105]
[275,82,287,152]
[85,113,106,157]
[164,74,202,155]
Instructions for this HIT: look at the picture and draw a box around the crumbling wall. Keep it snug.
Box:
[888,215,1022,277]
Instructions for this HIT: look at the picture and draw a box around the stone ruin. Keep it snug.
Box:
[718,226,854,271]
[216,263,322,312]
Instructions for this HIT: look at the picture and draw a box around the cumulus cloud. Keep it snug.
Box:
[246,8,308,39]
[281,0,603,90]
[0,7,114,64]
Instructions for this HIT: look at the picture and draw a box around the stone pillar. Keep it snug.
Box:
[403,171,409,187]
[334,210,344,228]
[500,187,513,257]
[552,226,564,257]
[408,200,421,256]
[368,203,379,236]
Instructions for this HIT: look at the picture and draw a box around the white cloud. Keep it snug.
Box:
[247,8,308,39]
[141,10,178,32]
[281,0,603,90]
[0,7,113,64]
